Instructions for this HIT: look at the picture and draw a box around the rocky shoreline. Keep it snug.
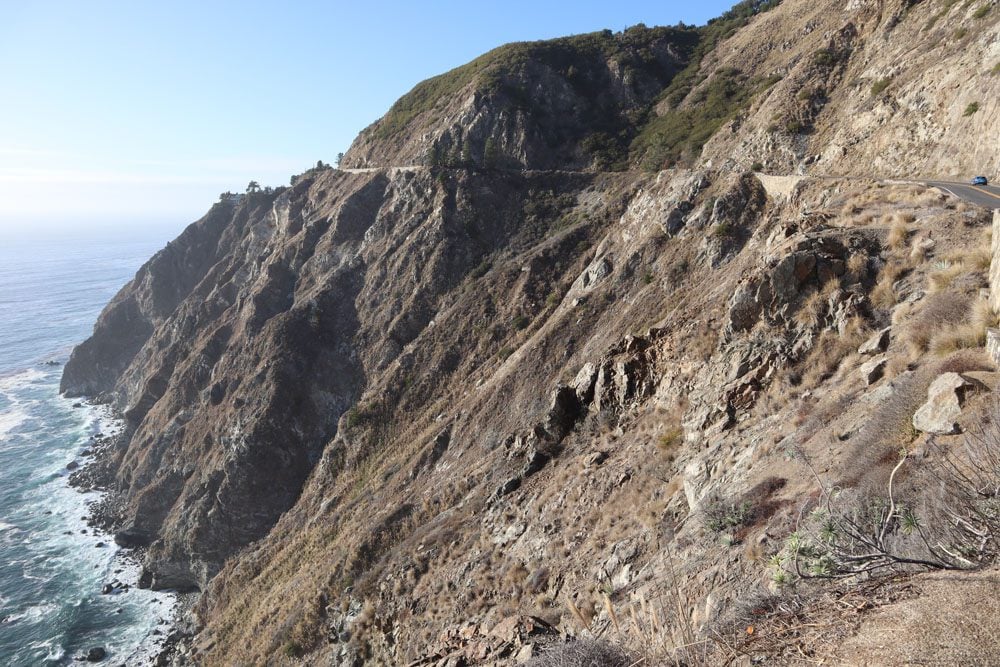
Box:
[64,400,189,665]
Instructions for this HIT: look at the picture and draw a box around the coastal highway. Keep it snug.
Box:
[926,180,1000,209]
[338,168,1000,209]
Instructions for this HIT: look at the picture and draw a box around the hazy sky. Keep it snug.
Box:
[0,0,736,237]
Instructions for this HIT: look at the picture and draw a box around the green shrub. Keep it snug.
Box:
[870,77,891,96]
[345,406,375,428]
[992,62,1000,76]
[633,67,753,169]
[497,346,514,360]
[705,497,753,532]
[751,161,764,172]
[712,221,736,238]
[953,27,968,39]
[812,48,837,67]
[964,102,980,116]
[973,4,991,19]
[785,119,805,134]
[512,314,530,330]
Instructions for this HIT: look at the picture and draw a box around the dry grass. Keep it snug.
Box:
[908,234,935,263]
[904,291,973,357]
[928,299,999,356]
[872,261,907,310]
[794,279,840,328]
[886,217,910,250]
[846,253,870,283]
[525,639,635,667]
[797,317,869,390]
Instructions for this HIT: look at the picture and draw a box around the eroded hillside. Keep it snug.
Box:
[60,0,1000,664]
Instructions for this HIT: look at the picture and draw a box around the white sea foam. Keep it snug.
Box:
[0,367,46,394]
[0,408,28,438]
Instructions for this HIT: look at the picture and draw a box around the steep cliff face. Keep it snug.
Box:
[62,0,1000,664]
[342,25,698,171]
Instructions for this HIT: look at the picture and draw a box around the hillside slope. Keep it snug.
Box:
[61,0,1000,664]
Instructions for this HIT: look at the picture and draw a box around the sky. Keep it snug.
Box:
[0,0,737,239]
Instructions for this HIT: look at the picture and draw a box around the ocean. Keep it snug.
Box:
[0,231,177,665]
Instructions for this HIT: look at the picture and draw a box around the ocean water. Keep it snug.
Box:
[0,232,177,665]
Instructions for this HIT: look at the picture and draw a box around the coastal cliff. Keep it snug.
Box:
[63,0,1000,663]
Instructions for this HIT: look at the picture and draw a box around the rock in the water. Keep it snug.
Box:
[859,355,887,386]
[66,461,79,471]
[858,327,891,355]
[85,646,106,662]
[912,372,983,435]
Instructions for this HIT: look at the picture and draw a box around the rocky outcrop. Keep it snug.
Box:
[912,372,983,435]
[344,26,696,171]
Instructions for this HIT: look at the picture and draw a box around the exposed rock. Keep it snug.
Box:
[859,356,887,386]
[858,327,891,355]
[113,527,151,549]
[912,373,984,435]
[85,647,106,662]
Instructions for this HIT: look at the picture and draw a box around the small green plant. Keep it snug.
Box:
[497,346,514,361]
[964,101,980,116]
[953,27,968,39]
[704,497,753,533]
[712,221,735,239]
[870,77,891,96]
[812,48,837,67]
[657,427,683,453]
[751,161,764,172]
[642,270,655,285]
[345,407,367,428]
[282,641,302,658]
[973,4,991,19]
[512,314,530,330]
[470,259,492,279]
[785,119,805,134]
[991,62,1000,76]
[545,292,560,308]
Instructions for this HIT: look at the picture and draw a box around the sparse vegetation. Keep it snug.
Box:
[525,639,634,667]
[634,67,755,169]
[705,496,754,533]
[964,101,980,116]
[973,4,992,19]
[870,77,892,96]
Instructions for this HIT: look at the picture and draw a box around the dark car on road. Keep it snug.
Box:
[972,176,989,186]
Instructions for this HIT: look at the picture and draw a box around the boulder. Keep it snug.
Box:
[113,527,151,549]
[912,372,983,435]
[85,647,106,662]
[858,327,891,355]
[859,355,887,386]
[65,461,79,471]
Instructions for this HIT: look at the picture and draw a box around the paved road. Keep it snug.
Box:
[336,167,1000,210]
[926,180,1000,209]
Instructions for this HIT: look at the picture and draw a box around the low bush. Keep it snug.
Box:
[525,639,634,667]
[964,101,980,116]
[870,77,891,96]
